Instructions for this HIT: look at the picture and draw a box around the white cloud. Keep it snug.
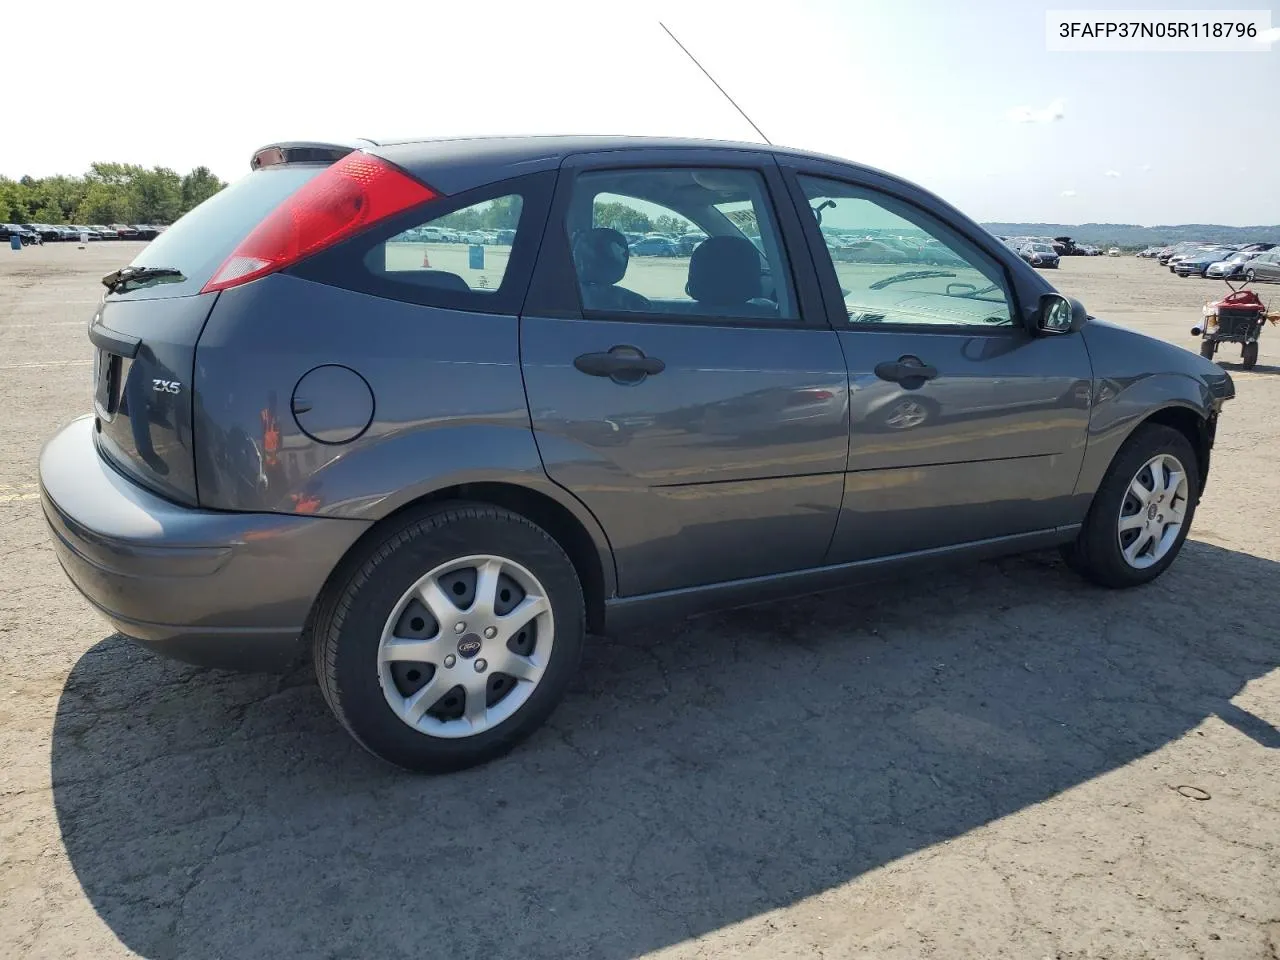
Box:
[1104,170,1122,178]
[1007,98,1065,124]
[1061,189,1077,197]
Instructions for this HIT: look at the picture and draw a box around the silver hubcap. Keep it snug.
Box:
[377,555,554,739]
[886,400,928,429]
[1117,453,1189,569]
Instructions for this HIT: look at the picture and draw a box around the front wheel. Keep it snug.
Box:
[312,503,585,773]
[1061,424,1199,588]
[1242,341,1259,369]
[1199,339,1216,360]
[1246,269,1257,283]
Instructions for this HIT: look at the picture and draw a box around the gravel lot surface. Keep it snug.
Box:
[1,243,1277,960]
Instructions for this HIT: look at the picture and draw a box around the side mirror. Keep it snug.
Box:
[1037,293,1088,335]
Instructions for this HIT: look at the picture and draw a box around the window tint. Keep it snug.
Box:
[798,175,1015,329]
[566,168,798,322]
[368,195,523,295]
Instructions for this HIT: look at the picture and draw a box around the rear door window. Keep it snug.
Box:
[565,168,799,322]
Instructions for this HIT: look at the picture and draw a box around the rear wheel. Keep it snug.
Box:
[1246,269,1257,283]
[1199,340,1216,360]
[1061,424,1199,588]
[1242,341,1259,369]
[312,503,585,773]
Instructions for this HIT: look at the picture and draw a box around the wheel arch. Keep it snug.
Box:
[1140,404,1213,491]
[311,480,615,636]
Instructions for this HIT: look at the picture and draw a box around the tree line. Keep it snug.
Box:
[435,195,523,232]
[0,163,227,225]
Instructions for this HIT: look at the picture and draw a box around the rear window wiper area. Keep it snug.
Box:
[101,265,186,294]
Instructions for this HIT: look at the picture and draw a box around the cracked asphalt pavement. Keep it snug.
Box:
[1,245,1278,960]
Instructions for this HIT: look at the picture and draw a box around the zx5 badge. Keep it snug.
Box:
[152,379,182,395]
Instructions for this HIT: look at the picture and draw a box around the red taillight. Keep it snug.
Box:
[202,152,437,294]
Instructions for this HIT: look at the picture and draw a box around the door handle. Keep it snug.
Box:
[574,347,665,382]
[874,357,938,386]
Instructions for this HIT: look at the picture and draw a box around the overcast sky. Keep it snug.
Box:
[5,0,1277,225]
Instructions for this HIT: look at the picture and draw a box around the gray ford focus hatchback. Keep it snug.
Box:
[40,136,1235,772]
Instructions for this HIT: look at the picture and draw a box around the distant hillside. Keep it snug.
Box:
[980,222,1280,249]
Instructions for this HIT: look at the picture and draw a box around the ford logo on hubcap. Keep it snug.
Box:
[457,636,482,659]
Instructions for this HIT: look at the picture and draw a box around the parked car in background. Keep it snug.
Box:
[1242,250,1280,282]
[37,135,1237,774]
[1206,250,1262,279]
[1107,247,1121,257]
[629,236,680,257]
[1183,246,1236,272]
[1160,242,1200,265]
[1175,248,1234,277]
[1,223,39,244]
[106,224,137,239]
[19,223,56,243]
[1237,242,1276,254]
[133,225,161,240]
[1018,241,1060,268]
[92,225,119,240]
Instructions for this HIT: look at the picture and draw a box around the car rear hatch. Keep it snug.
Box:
[88,144,355,504]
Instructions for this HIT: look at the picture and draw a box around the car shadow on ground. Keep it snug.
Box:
[51,542,1279,960]
[1216,360,1280,375]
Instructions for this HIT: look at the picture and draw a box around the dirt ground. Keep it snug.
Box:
[1,243,1277,960]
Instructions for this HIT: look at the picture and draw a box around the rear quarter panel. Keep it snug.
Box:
[193,274,613,575]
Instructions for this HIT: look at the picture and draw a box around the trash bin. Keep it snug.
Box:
[9,235,21,251]
[468,244,485,270]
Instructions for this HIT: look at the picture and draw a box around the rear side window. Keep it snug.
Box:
[288,172,555,314]
[368,195,523,295]
[122,165,325,300]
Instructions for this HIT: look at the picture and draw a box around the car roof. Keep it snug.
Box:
[367,134,902,196]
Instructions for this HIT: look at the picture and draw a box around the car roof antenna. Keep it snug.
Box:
[658,22,772,146]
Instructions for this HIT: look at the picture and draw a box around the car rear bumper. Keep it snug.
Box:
[39,417,371,671]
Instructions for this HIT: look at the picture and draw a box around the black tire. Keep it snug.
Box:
[1199,340,1216,360]
[312,502,585,773]
[1061,424,1200,589]
[1245,269,1257,283]
[1242,341,1259,369]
